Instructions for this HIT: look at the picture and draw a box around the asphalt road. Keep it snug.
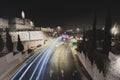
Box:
[9,37,92,80]
[43,41,82,80]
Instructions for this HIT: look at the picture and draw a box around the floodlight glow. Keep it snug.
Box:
[21,11,25,19]
[111,24,119,36]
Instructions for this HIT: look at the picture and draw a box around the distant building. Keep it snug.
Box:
[0,17,55,33]
[41,27,54,32]
[0,18,8,31]
[9,17,34,31]
[34,27,41,31]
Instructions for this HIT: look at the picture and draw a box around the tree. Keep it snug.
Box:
[90,12,97,51]
[17,35,24,52]
[6,28,13,52]
[103,9,112,56]
[87,12,97,65]
[0,35,4,52]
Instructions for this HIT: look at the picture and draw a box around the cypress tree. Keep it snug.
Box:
[0,35,4,53]
[6,28,13,52]
[17,35,24,52]
[91,12,97,51]
[88,12,97,65]
[103,9,112,56]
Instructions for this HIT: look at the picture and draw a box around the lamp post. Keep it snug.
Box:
[57,26,61,30]
[76,28,80,32]
[57,26,61,35]
[76,28,80,37]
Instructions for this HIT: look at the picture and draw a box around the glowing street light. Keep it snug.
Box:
[76,28,80,37]
[76,28,80,32]
[64,32,66,34]
[57,26,61,30]
[57,26,62,36]
[30,21,34,26]
[57,26,61,32]
[102,27,105,30]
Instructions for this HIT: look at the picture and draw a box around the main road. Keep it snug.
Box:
[9,37,92,80]
[43,40,81,80]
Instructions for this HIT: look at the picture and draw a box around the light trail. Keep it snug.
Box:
[29,46,51,80]
[9,64,27,80]
[36,38,61,80]
[18,46,51,80]
[9,42,51,80]
[36,47,53,80]
[9,37,61,80]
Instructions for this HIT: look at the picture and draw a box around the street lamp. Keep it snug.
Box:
[57,26,61,30]
[76,28,80,32]
[64,32,66,34]
[76,28,80,38]
[57,26,61,32]
[76,28,80,34]
[57,26,61,36]
[102,27,105,30]
[77,28,80,32]
[30,21,34,26]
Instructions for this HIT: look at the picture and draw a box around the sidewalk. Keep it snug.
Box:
[71,46,93,80]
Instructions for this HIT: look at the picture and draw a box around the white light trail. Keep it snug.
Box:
[18,46,50,80]
[29,46,51,80]
[10,45,49,80]
[10,37,61,80]
[36,39,60,80]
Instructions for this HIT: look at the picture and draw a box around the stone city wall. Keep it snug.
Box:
[9,31,44,42]
[77,51,105,80]
[77,51,120,80]
[12,31,45,52]
[0,31,49,80]
[1,31,47,52]
[0,18,8,29]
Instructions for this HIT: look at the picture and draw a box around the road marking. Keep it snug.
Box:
[50,69,54,77]
[61,69,64,77]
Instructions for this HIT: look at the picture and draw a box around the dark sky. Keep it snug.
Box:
[0,0,120,29]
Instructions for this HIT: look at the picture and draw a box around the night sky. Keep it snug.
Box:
[0,0,120,29]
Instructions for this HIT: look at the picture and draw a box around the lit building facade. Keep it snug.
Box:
[9,17,34,31]
[41,27,54,32]
[0,18,9,31]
